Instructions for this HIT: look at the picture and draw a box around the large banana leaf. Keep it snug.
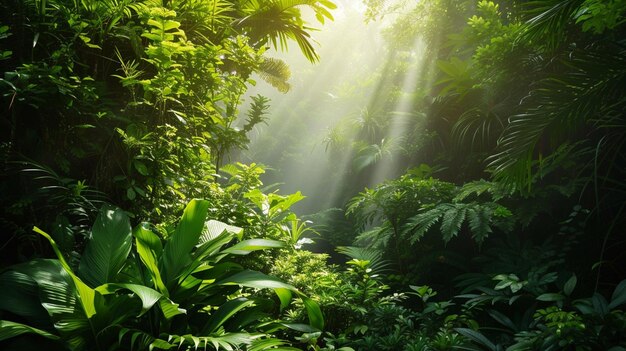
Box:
[201,220,243,243]
[96,283,176,317]
[133,223,168,295]
[0,320,59,341]
[161,199,210,287]
[203,297,257,334]
[78,205,132,287]
[34,227,97,319]
[0,258,91,349]
[217,270,324,330]
[0,270,52,328]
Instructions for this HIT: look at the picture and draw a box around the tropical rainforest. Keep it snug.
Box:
[0,0,625,350]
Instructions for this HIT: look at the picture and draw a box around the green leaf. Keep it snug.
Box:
[96,283,163,316]
[133,160,149,176]
[78,205,132,287]
[495,280,513,290]
[592,293,608,316]
[280,323,319,333]
[150,338,175,349]
[404,207,444,244]
[564,274,577,296]
[202,220,243,243]
[537,293,565,302]
[440,205,466,242]
[133,224,168,295]
[0,320,59,341]
[217,270,296,291]
[203,297,256,334]
[487,309,517,331]
[609,279,626,309]
[0,270,51,324]
[33,227,97,319]
[161,199,210,286]
[454,328,496,351]
[222,239,284,255]
[127,187,136,200]
[467,205,493,243]
[158,298,186,320]
[274,288,292,311]
[302,298,324,330]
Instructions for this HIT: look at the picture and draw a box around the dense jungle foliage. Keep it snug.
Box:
[1,0,625,350]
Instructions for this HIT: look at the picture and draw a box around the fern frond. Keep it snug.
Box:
[258,57,291,93]
[467,204,493,244]
[440,204,466,243]
[454,180,493,202]
[243,95,271,133]
[403,206,446,244]
[354,225,392,249]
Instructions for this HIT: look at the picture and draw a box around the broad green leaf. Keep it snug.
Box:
[280,323,319,333]
[133,160,149,175]
[163,20,181,31]
[0,320,59,341]
[0,270,51,324]
[269,191,305,215]
[96,283,162,316]
[495,280,512,290]
[609,279,626,309]
[1,258,93,348]
[217,270,296,291]
[161,199,210,286]
[177,231,237,284]
[151,338,175,349]
[134,224,168,295]
[302,298,324,330]
[134,223,163,254]
[274,288,292,311]
[487,309,517,331]
[78,205,132,287]
[33,227,97,319]
[564,274,577,296]
[592,292,608,316]
[202,220,243,243]
[536,293,565,302]
[158,298,186,320]
[454,328,496,351]
[204,297,256,334]
[222,239,284,255]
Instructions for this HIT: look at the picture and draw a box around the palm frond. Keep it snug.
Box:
[441,204,467,242]
[518,0,584,50]
[236,0,336,62]
[258,57,291,93]
[489,45,626,188]
[451,105,506,153]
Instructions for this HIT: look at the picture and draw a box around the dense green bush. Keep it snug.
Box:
[0,199,323,350]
